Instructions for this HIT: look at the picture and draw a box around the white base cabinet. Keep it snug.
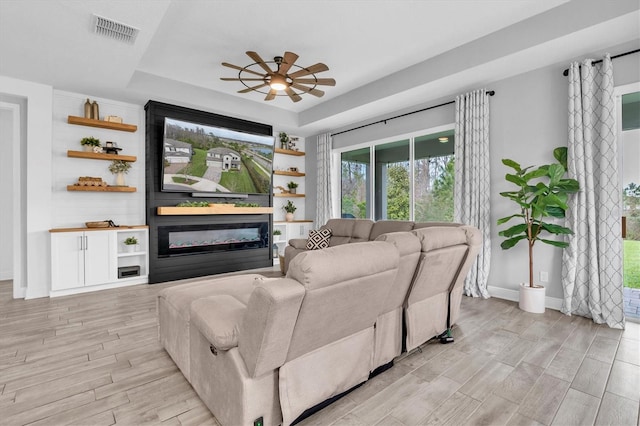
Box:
[272,221,313,264]
[50,226,148,296]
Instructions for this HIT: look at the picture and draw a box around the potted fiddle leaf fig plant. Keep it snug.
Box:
[497,146,579,313]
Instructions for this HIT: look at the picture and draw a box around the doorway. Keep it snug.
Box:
[617,83,640,320]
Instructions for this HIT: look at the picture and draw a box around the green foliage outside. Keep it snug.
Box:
[414,157,455,222]
[386,165,410,220]
[624,240,640,289]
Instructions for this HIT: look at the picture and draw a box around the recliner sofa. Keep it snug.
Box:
[158,219,481,425]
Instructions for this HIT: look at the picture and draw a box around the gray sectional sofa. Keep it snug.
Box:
[158,219,481,426]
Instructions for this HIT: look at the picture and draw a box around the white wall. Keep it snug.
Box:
[0,75,53,299]
[0,104,15,280]
[51,91,145,228]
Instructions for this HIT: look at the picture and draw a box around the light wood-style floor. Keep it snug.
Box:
[1,276,639,426]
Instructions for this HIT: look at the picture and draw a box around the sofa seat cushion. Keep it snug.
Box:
[191,295,247,350]
[305,228,332,250]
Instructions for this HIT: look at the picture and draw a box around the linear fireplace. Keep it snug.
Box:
[158,222,269,257]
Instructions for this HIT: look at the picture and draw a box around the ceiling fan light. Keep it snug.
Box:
[269,74,287,91]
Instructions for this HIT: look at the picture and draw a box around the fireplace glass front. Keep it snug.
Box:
[158,222,269,257]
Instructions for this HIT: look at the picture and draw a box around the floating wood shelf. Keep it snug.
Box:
[157,204,274,216]
[275,148,305,156]
[67,150,136,162]
[273,170,305,177]
[273,193,305,198]
[67,185,136,192]
[68,116,138,132]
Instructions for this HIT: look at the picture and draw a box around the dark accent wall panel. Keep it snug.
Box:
[144,101,274,283]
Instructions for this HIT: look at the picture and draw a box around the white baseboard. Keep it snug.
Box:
[487,285,563,311]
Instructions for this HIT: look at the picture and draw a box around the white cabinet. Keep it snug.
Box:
[50,226,148,296]
[51,231,113,290]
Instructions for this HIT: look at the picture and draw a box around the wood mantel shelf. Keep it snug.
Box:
[67,116,138,132]
[273,170,305,177]
[275,148,305,156]
[67,185,136,192]
[273,193,305,198]
[67,150,137,162]
[157,204,274,216]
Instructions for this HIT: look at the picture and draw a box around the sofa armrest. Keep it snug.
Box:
[288,238,308,249]
[190,295,246,351]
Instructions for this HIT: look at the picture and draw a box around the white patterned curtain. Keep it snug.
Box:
[454,89,491,298]
[316,132,333,225]
[562,54,624,329]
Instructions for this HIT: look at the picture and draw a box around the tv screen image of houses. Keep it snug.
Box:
[162,117,275,194]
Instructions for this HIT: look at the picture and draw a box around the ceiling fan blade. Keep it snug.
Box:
[291,78,336,86]
[285,87,302,103]
[278,51,299,75]
[238,83,269,94]
[246,51,274,75]
[291,83,324,97]
[288,63,329,79]
[265,89,277,101]
[221,77,265,81]
[222,62,265,77]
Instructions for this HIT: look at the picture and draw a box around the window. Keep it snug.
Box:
[341,147,370,218]
[338,127,454,221]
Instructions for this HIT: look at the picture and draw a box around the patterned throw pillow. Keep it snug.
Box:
[306,228,332,250]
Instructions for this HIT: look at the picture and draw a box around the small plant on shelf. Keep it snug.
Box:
[124,237,138,245]
[273,229,282,236]
[80,136,101,148]
[287,181,298,194]
[283,200,297,213]
[176,201,210,207]
[108,160,131,174]
[279,132,289,149]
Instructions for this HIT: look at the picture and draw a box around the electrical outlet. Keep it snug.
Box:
[540,271,548,283]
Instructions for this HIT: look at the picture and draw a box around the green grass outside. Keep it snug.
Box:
[624,239,640,289]
[176,148,207,177]
[219,167,257,193]
[171,176,196,185]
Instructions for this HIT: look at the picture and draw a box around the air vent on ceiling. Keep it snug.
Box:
[92,14,139,44]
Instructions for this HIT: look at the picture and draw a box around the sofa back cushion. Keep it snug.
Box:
[285,241,399,360]
[321,218,374,246]
[409,227,470,302]
[238,278,305,377]
[369,220,415,241]
[373,231,421,313]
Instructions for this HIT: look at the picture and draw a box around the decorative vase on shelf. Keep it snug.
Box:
[116,172,125,186]
[84,145,93,152]
[84,98,92,118]
[285,212,294,222]
[91,101,99,120]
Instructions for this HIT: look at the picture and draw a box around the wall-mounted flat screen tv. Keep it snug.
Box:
[162,117,274,195]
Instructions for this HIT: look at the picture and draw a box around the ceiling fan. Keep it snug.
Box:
[221,51,336,103]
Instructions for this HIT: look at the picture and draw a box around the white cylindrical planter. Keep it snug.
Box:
[519,283,546,313]
[285,213,294,222]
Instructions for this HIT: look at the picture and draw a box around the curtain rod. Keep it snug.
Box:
[331,90,495,137]
[562,48,640,76]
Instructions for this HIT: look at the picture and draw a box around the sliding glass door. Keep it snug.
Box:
[338,126,454,221]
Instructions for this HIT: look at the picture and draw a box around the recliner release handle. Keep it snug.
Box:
[209,344,218,356]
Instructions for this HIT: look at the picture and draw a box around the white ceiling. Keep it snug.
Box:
[1,0,638,136]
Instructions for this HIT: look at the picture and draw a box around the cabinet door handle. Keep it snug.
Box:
[79,236,84,251]
[84,236,88,251]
